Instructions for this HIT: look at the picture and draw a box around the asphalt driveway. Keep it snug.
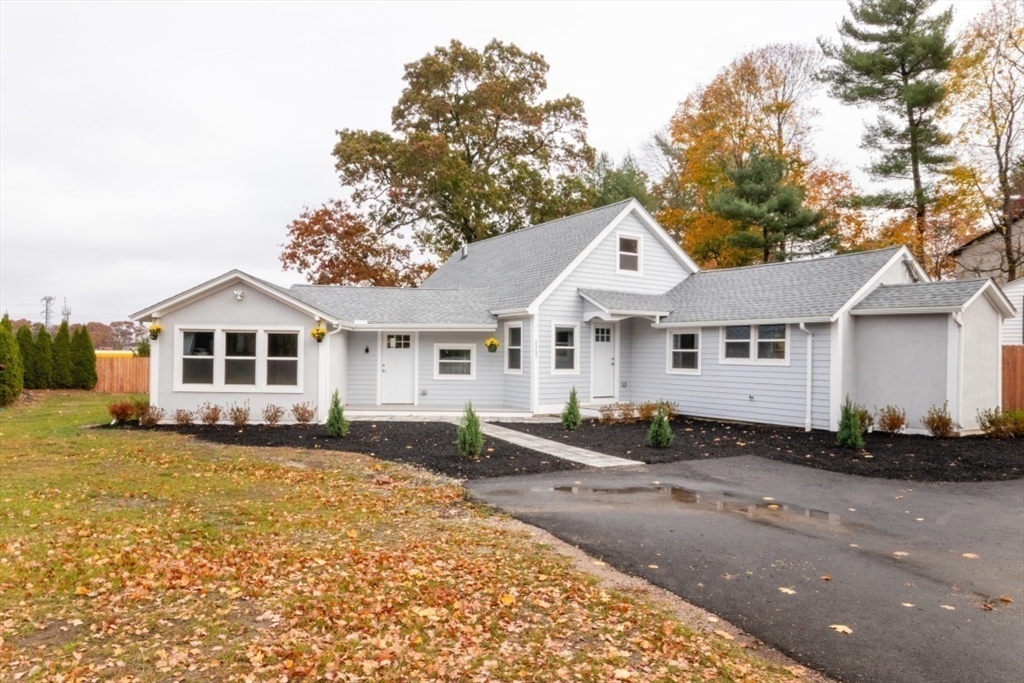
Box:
[467,455,1024,683]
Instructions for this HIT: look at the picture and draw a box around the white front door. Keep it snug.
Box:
[592,324,615,398]
[381,334,415,404]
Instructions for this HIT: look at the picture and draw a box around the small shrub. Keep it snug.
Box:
[856,405,874,434]
[107,401,134,423]
[875,405,907,435]
[977,408,1024,438]
[561,387,582,430]
[647,408,674,448]
[292,402,315,425]
[457,402,484,457]
[658,400,678,420]
[598,404,616,424]
[836,395,864,449]
[637,401,659,422]
[327,390,349,437]
[131,396,150,420]
[262,403,284,426]
[616,402,638,424]
[228,401,250,427]
[138,406,164,428]
[173,408,195,426]
[199,402,223,426]
[923,402,955,438]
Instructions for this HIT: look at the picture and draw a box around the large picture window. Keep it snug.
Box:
[667,331,700,373]
[176,327,302,391]
[720,324,788,364]
[506,324,522,373]
[552,324,578,373]
[434,344,475,380]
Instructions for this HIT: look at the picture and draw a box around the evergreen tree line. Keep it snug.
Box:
[0,315,97,406]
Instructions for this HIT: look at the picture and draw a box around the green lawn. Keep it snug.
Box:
[1,392,805,682]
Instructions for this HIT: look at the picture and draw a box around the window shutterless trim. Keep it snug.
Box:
[550,322,580,375]
[173,325,304,392]
[505,322,523,375]
[718,324,790,366]
[615,231,644,275]
[665,329,701,375]
[433,343,476,380]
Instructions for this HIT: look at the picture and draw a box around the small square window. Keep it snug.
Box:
[435,344,474,379]
[670,332,699,371]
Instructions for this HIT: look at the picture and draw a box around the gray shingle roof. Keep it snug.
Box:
[655,247,904,323]
[578,288,673,313]
[419,200,633,310]
[286,285,496,325]
[853,279,989,311]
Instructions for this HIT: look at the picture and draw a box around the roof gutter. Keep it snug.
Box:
[850,306,962,316]
[652,316,831,328]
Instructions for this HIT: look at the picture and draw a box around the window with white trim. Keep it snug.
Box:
[668,331,700,373]
[552,324,578,372]
[721,324,788,363]
[617,235,641,273]
[176,327,302,391]
[434,344,475,380]
[505,324,522,373]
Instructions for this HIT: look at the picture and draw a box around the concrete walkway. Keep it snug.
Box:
[481,422,642,468]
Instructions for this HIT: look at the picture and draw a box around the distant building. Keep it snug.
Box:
[950,203,1024,286]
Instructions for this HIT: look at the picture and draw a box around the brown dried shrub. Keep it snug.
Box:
[598,404,617,424]
[875,405,906,435]
[262,403,284,426]
[228,401,250,428]
[173,409,195,426]
[923,402,955,438]
[292,402,315,425]
[637,401,659,422]
[138,406,164,428]
[199,402,223,426]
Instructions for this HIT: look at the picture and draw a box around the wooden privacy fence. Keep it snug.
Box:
[1005,346,1024,411]
[95,357,149,394]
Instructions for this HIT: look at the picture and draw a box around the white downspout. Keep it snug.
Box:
[952,312,964,429]
[799,323,813,432]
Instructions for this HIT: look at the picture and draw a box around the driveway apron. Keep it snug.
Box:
[467,455,1024,683]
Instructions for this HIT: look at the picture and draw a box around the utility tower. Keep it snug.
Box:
[61,298,71,324]
[41,296,56,329]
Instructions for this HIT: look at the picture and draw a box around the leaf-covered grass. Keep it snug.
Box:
[1,392,805,682]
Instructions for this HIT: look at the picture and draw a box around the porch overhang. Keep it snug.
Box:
[578,290,670,323]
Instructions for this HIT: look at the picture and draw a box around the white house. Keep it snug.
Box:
[131,200,1015,433]
[1000,278,1023,346]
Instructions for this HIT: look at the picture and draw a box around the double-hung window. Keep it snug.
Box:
[552,324,578,373]
[617,235,641,273]
[505,324,522,373]
[434,344,474,379]
[667,331,700,373]
[176,327,302,390]
[721,324,787,363]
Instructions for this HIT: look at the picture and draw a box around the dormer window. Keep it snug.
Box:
[618,235,641,273]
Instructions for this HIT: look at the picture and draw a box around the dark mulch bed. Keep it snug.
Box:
[495,418,1023,483]
[149,422,585,480]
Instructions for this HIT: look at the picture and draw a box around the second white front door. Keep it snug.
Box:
[592,324,615,398]
[381,333,415,404]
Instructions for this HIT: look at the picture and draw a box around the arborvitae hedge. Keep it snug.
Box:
[0,322,24,406]
[71,326,98,389]
[35,328,53,389]
[52,321,74,389]
[15,326,37,389]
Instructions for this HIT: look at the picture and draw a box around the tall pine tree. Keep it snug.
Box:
[819,0,954,265]
[708,151,830,263]
[35,328,53,389]
[15,326,38,390]
[0,320,24,406]
[52,321,74,389]
[71,326,98,390]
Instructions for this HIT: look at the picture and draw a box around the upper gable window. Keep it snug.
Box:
[617,235,642,274]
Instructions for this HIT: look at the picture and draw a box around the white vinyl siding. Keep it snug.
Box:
[434,343,475,380]
[417,332,504,407]
[625,324,832,430]
[346,331,378,405]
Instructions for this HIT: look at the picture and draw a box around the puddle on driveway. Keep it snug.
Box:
[554,484,843,526]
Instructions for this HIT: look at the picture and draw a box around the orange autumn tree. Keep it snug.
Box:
[280,199,435,287]
[661,43,851,267]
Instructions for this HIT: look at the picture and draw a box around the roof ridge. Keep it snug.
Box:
[690,246,903,276]
[453,199,634,249]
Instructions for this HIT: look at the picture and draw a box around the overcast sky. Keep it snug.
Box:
[0,0,985,324]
